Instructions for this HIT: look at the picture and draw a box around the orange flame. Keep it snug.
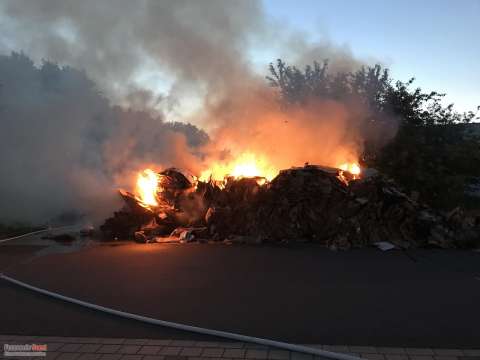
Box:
[136,169,159,207]
[338,162,361,179]
[134,158,361,202]
[199,152,278,182]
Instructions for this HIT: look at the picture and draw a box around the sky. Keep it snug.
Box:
[0,0,478,115]
[262,0,480,112]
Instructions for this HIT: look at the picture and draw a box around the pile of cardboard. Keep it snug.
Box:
[100,166,479,249]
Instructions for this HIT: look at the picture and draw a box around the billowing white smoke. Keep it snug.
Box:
[0,54,204,224]
[0,0,378,225]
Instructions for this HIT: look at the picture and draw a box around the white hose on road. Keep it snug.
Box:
[0,225,79,243]
[0,229,49,243]
[0,273,361,360]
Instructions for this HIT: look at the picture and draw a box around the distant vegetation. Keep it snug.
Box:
[268,59,480,210]
[0,52,478,222]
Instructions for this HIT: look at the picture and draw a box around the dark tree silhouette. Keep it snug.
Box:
[268,59,480,209]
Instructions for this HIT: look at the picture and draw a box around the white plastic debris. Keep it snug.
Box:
[179,230,195,242]
[373,241,396,251]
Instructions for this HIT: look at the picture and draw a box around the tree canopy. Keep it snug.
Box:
[268,59,480,209]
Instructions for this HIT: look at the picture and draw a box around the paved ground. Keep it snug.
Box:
[1,334,480,360]
[1,240,480,347]
[0,244,220,341]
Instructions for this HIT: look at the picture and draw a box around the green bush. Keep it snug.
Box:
[267,59,480,209]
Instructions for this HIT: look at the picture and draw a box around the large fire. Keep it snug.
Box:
[136,169,159,207]
[198,152,361,182]
[199,152,278,182]
[339,162,361,178]
[134,155,361,208]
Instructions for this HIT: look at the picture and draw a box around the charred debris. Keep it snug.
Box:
[100,166,479,250]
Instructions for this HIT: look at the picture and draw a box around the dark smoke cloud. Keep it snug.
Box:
[0,53,204,224]
[0,0,266,106]
[0,0,368,109]
[0,0,376,225]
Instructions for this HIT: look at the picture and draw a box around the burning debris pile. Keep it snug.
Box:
[101,165,479,249]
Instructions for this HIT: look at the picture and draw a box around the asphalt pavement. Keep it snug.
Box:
[1,241,479,347]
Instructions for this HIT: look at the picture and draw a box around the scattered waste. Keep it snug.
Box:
[374,241,396,251]
[101,165,480,250]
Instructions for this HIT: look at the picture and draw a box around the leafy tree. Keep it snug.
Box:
[267,59,480,209]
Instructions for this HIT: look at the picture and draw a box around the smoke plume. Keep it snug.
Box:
[0,0,380,225]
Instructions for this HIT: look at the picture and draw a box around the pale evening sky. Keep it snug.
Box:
[262,0,479,112]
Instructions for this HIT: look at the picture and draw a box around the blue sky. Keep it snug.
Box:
[262,0,479,112]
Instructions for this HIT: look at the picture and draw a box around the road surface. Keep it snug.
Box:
[1,240,479,347]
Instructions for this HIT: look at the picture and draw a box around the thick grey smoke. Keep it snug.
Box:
[0,53,207,224]
[0,0,367,110]
[0,0,267,224]
[0,0,266,106]
[0,0,373,225]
